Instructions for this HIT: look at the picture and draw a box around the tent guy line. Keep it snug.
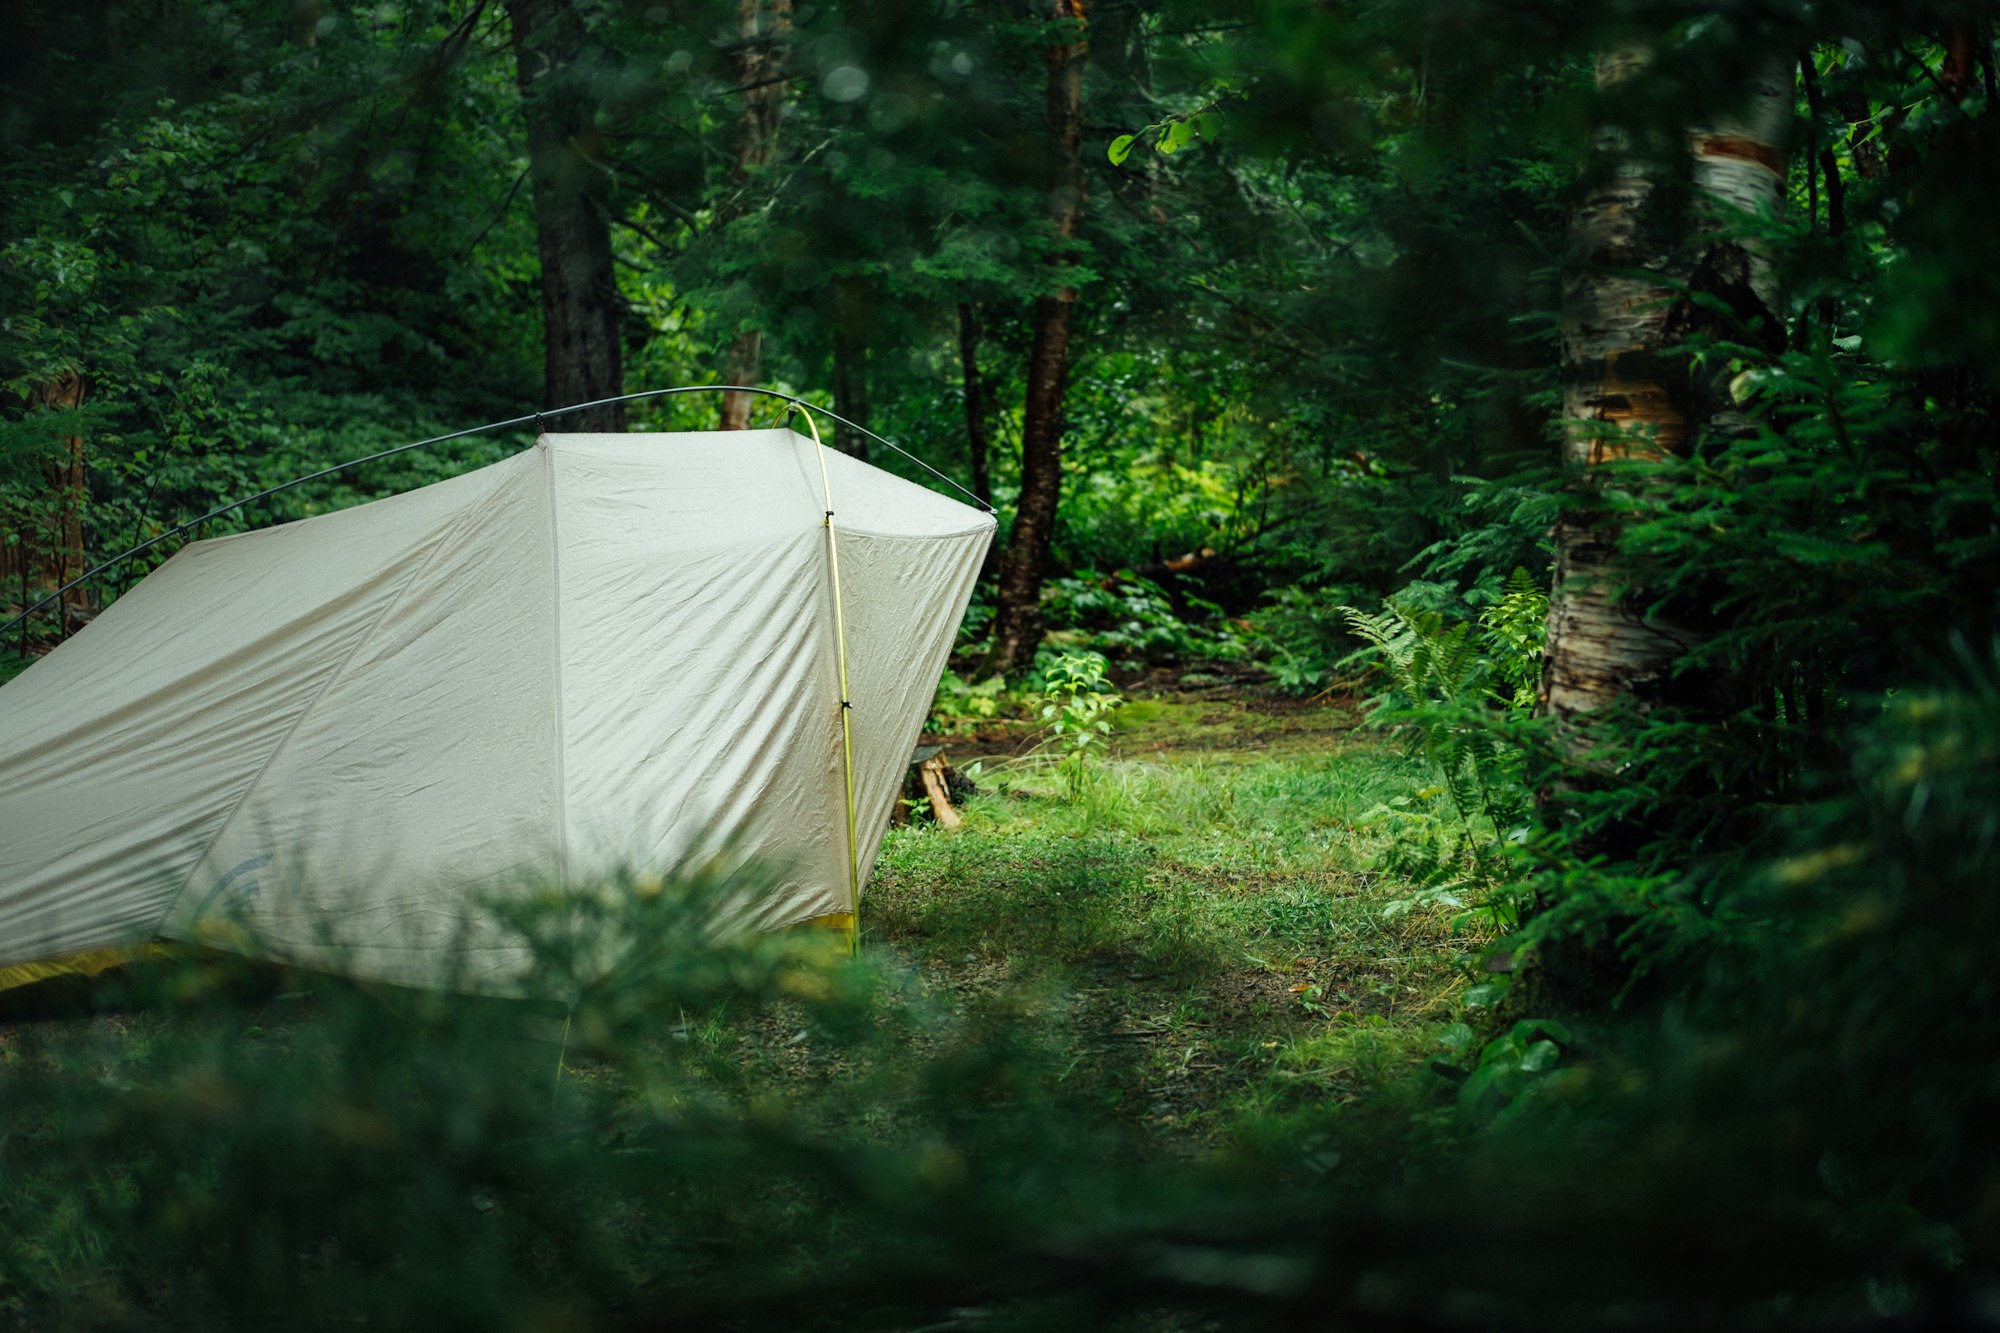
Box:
[3,384,996,646]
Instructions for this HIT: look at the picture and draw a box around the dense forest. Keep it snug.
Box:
[3,0,1999,1327]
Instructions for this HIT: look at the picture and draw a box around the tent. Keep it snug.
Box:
[0,428,994,990]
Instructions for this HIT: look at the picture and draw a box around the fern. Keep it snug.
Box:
[1339,579,1543,828]
[1480,567,1549,711]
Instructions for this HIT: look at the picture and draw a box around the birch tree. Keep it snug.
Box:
[1542,47,1792,776]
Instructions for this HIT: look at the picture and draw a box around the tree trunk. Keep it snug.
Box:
[831,327,870,460]
[721,332,763,429]
[983,0,1088,677]
[831,279,870,460]
[1542,52,1789,763]
[505,0,625,433]
[958,302,992,507]
[719,0,792,430]
[1,373,90,641]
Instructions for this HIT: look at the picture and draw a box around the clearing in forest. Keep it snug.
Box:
[853,682,1482,1146]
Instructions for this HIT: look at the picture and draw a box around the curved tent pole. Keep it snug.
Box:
[3,385,995,645]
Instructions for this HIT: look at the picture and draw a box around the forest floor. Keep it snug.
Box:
[738,675,1483,1155]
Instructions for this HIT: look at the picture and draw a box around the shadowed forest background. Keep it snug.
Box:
[3,0,2000,1328]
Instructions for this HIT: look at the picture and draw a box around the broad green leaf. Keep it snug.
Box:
[1457,1062,1517,1115]
[1518,1039,1561,1073]
[1107,134,1135,166]
[1522,1018,1573,1045]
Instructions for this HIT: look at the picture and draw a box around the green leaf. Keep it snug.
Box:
[1456,1061,1517,1116]
[1107,134,1136,166]
[1518,1039,1561,1074]
[1462,982,1505,1008]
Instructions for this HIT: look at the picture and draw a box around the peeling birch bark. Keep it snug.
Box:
[1543,52,1792,759]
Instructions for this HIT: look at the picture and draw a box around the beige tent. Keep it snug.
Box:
[0,428,993,990]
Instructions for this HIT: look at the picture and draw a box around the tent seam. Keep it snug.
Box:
[543,440,571,893]
[157,469,509,932]
[831,519,996,541]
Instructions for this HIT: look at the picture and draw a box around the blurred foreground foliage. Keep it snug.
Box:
[4,650,1999,1329]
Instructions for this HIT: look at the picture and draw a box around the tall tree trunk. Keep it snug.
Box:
[1542,50,1791,786]
[505,0,625,433]
[983,0,1088,677]
[958,302,992,507]
[831,330,870,460]
[719,0,792,430]
[830,277,871,460]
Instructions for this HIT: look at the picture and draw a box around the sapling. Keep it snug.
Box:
[1037,651,1123,799]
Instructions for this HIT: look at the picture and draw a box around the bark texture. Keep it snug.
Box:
[505,0,625,433]
[984,0,1088,677]
[719,0,791,430]
[1542,51,1790,754]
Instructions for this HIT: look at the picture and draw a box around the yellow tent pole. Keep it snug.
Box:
[793,405,862,952]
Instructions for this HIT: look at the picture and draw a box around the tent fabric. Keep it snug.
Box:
[0,428,993,990]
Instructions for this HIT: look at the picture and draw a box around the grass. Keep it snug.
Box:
[0,686,1504,1329]
[867,692,1491,1149]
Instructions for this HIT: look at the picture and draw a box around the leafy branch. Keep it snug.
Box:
[1107,99,1229,165]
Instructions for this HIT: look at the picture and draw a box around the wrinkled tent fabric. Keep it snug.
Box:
[0,429,993,990]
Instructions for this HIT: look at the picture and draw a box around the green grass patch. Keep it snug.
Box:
[869,695,1488,1149]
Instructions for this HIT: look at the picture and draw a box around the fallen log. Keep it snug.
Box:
[892,746,972,828]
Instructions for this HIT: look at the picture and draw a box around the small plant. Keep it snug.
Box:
[1433,1017,1574,1127]
[1036,650,1124,799]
